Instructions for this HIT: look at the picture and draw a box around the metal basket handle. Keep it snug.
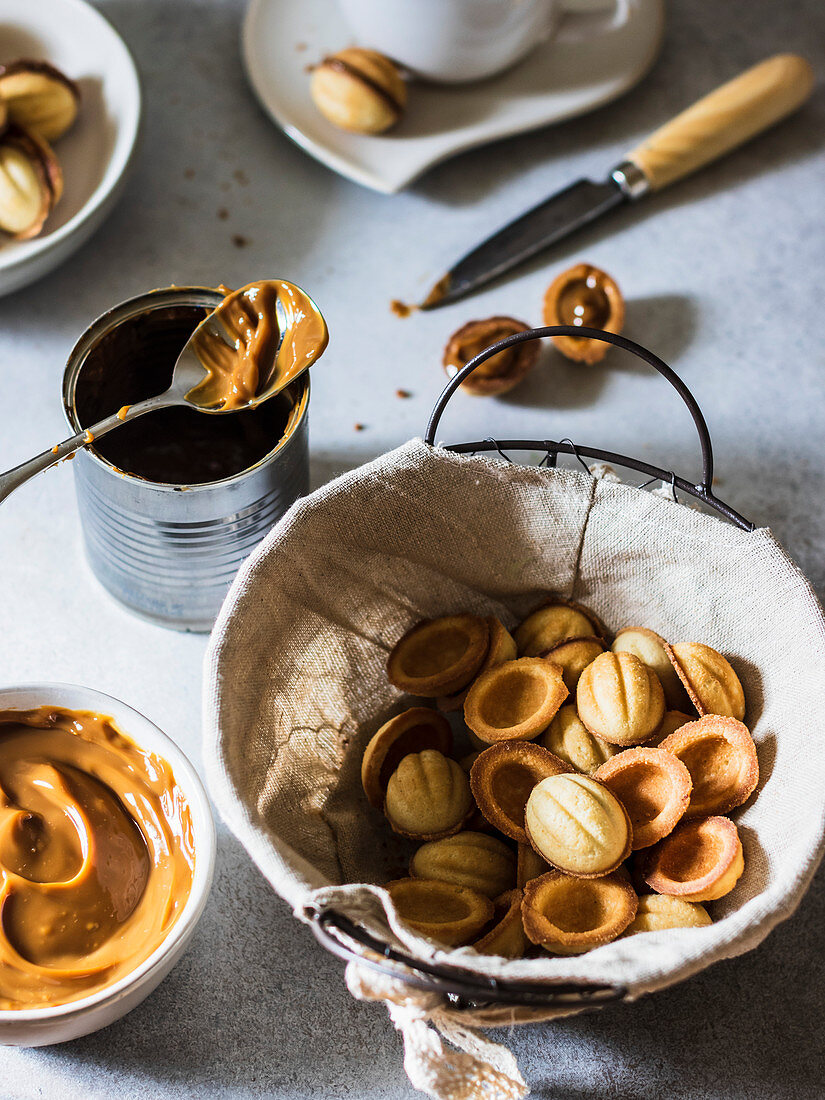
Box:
[310,908,626,1010]
[424,325,754,532]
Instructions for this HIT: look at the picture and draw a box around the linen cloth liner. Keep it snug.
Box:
[204,438,825,1099]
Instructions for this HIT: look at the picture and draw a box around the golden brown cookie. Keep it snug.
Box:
[593,746,692,849]
[472,889,527,958]
[577,651,665,746]
[623,894,711,936]
[384,750,473,840]
[642,815,744,902]
[464,657,568,743]
[665,642,746,720]
[410,832,515,898]
[541,636,605,692]
[387,614,489,697]
[361,707,452,809]
[522,870,637,953]
[659,715,759,818]
[310,48,406,134]
[386,878,494,946]
[611,627,688,710]
[514,598,605,656]
[540,704,618,774]
[470,741,571,844]
[524,773,632,877]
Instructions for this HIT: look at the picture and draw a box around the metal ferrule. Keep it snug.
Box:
[610,160,651,200]
[63,287,310,632]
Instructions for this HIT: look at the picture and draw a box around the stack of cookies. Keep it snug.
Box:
[361,601,759,956]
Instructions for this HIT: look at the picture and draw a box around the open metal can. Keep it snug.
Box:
[62,286,310,632]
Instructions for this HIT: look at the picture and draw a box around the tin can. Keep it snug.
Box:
[62,286,310,632]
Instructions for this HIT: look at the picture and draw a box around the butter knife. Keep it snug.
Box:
[419,54,813,311]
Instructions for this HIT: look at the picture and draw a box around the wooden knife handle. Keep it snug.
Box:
[627,54,814,192]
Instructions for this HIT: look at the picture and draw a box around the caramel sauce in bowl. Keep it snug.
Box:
[0,684,215,1047]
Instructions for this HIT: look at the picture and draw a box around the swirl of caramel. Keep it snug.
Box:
[0,708,194,1010]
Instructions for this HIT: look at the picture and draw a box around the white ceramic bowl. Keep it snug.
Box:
[0,683,216,1046]
[0,0,141,296]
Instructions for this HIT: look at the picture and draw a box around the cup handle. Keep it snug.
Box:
[554,0,635,44]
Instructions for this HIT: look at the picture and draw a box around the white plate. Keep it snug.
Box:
[242,0,664,194]
[0,0,141,296]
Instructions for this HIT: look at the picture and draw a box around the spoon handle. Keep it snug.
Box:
[0,395,170,505]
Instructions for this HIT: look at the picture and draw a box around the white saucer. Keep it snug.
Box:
[242,0,664,194]
[0,0,141,297]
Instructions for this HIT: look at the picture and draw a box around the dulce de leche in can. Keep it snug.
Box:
[62,286,315,631]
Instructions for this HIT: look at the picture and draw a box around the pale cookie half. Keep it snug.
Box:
[577,651,665,746]
[384,750,473,840]
[665,642,746,721]
[541,704,619,774]
[624,894,711,936]
[525,773,632,877]
[612,626,689,710]
[410,831,515,898]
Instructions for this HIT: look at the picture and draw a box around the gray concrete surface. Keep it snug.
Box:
[0,0,823,1095]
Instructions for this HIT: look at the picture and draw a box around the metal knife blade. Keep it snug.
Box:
[420,168,644,311]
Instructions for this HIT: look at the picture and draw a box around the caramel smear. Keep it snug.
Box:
[0,707,195,1010]
[187,281,327,412]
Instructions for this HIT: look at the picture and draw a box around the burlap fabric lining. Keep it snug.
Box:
[204,439,825,1099]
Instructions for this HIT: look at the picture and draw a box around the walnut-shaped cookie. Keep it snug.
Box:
[577,651,665,746]
[525,773,632,877]
[665,642,746,720]
[384,750,473,840]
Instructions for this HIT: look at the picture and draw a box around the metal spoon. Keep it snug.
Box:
[0,280,328,504]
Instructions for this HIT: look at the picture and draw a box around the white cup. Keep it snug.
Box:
[337,0,634,84]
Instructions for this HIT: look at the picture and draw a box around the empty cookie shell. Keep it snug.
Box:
[659,715,759,818]
[643,815,744,902]
[385,878,494,946]
[470,741,571,844]
[437,616,517,711]
[612,627,689,710]
[540,704,618,774]
[384,750,473,840]
[409,831,515,898]
[472,889,527,958]
[542,636,605,692]
[577,651,665,746]
[464,657,568,743]
[593,746,692,849]
[525,773,632,877]
[387,614,489,697]
[361,707,452,809]
[522,870,638,954]
[665,642,746,720]
[517,842,550,887]
[514,598,605,656]
[624,894,711,936]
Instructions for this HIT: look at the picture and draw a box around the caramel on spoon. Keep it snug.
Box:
[0,280,328,503]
